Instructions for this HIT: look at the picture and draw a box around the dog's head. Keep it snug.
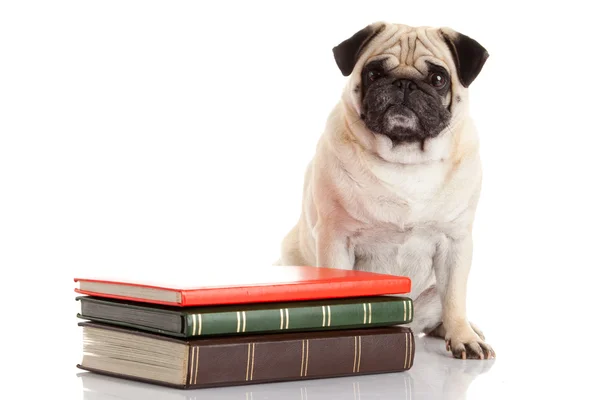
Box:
[333,22,488,153]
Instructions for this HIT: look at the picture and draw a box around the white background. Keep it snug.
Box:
[1,1,599,399]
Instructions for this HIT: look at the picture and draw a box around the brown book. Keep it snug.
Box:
[77,321,415,389]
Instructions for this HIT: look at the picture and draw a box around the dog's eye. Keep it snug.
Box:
[367,70,383,82]
[429,73,447,88]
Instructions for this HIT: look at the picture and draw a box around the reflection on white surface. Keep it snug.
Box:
[78,334,494,400]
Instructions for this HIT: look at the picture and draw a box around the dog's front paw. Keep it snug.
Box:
[445,325,495,360]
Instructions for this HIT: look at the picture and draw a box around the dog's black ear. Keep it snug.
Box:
[332,23,385,76]
[440,28,489,88]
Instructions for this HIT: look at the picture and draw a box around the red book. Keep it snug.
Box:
[74,265,411,307]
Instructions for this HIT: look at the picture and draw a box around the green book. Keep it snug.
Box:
[76,295,413,337]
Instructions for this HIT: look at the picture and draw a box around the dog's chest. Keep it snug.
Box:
[371,160,446,201]
[351,225,442,290]
[346,162,456,281]
[353,160,450,225]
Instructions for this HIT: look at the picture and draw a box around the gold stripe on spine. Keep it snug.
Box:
[285,308,290,329]
[363,303,367,324]
[357,336,362,373]
[353,337,358,373]
[198,314,202,336]
[304,340,309,377]
[408,332,413,368]
[246,344,251,381]
[403,300,407,321]
[368,303,372,324]
[322,306,326,327]
[280,309,284,330]
[250,343,256,380]
[188,347,195,385]
[193,346,199,385]
[190,346,195,385]
[409,300,412,321]
[237,312,241,333]
[300,339,305,377]
[404,332,408,369]
[327,305,331,326]
[242,311,247,333]
[192,314,197,336]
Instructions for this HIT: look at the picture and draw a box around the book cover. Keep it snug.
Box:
[76,295,414,337]
[77,321,415,389]
[74,265,411,306]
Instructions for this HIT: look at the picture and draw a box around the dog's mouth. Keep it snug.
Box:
[363,104,428,143]
[383,106,420,133]
[362,98,452,147]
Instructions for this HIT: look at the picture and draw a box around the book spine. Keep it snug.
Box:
[183,298,413,336]
[185,329,414,388]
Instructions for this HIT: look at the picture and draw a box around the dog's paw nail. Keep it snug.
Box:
[448,333,494,360]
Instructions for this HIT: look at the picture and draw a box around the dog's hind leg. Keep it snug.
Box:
[407,285,443,335]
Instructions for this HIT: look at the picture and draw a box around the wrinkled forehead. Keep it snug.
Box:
[358,25,454,78]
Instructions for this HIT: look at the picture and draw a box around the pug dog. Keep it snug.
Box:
[277,22,494,359]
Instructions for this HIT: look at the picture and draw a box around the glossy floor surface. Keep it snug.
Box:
[73,331,589,400]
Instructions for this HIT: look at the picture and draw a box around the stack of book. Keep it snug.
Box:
[74,266,415,389]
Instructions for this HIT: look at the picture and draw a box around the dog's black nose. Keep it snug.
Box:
[394,79,417,91]
[394,79,417,102]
